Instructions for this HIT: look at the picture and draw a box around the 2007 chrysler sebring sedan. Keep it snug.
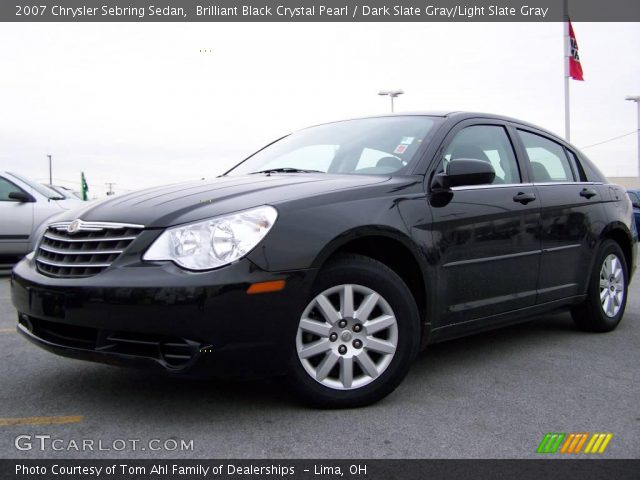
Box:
[11,112,637,407]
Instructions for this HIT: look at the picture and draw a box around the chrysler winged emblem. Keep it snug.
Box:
[67,219,81,234]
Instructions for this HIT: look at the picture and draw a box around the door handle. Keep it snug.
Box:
[513,192,537,205]
[580,188,598,199]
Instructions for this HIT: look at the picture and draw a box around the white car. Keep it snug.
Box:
[44,184,83,201]
[0,172,82,258]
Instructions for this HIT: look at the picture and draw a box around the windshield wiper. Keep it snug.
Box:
[250,168,324,175]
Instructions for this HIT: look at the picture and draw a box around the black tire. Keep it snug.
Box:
[571,240,628,333]
[287,254,421,408]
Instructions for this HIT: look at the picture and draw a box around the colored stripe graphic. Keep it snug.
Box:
[560,432,589,454]
[537,433,565,453]
[585,433,613,454]
[573,433,590,453]
[538,432,613,454]
[560,433,575,453]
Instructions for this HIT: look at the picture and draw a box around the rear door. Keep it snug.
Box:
[0,175,34,256]
[514,128,605,303]
[428,120,541,325]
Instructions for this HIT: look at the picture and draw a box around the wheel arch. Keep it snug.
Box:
[600,222,634,276]
[311,226,431,346]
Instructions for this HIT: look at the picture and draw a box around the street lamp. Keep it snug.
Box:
[626,96,640,177]
[47,154,52,184]
[378,90,404,113]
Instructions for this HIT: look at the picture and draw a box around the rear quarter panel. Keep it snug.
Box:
[599,183,637,275]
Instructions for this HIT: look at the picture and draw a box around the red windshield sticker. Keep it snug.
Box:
[393,144,408,154]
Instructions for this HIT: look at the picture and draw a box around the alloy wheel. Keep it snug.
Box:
[296,284,399,390]
[599,253,625,318]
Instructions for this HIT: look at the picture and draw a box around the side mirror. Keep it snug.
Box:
[432,158,496,190]
[8,191,35,203]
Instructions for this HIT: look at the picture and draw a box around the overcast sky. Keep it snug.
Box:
[1,22,638,197]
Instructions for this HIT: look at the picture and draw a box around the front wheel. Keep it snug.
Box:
[571,239,628,332]
[287,254,421,408]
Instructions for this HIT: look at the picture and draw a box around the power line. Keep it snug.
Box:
[579,130,639,150]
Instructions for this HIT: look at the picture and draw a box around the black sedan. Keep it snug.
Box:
[11,112,637,407]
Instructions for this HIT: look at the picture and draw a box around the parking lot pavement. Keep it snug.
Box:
[1,271,638,459]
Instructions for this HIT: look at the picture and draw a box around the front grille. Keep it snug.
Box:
[36,220,144,278]
[21,316,200,369]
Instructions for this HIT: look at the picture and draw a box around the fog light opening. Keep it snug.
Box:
[18,314,33,332]
[159,339,197,368]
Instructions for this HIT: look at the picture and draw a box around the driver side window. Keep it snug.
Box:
[0,177,24,202]
[441,125,521,185]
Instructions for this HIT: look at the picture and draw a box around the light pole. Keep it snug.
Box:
[47,154,52,184]
[378,90,404,113]
[626,96,640,177]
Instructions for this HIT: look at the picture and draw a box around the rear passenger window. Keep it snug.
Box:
[518,130,576,182]
[565,149,586,182]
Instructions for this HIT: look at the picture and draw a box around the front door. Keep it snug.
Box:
[0,175,34,256]
[428,122,541,325]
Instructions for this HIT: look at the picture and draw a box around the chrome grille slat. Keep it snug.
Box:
[49,221,144,230]
[39,244,124,256]
[36,220,143,278]
[36,258,112,268]
[43,232,138,243]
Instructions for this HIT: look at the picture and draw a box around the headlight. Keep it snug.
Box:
[143,205,278,270]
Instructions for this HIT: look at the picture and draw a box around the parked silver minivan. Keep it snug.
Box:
[0,172,82,258]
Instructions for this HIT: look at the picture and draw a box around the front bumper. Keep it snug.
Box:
[11,255,317,378]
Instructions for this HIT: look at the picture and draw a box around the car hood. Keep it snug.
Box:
[58,174,390,228]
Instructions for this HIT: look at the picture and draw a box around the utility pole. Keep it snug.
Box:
[47,154,52,184]
[105,183,116,196]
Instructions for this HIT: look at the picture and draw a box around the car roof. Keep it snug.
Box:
[330,111,571,148]
[365,110,554,130]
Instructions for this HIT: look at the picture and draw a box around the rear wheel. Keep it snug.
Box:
[571,240,628,332]
[288,254,420,408]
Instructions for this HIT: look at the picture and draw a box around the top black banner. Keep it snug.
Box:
[2,0,640,22]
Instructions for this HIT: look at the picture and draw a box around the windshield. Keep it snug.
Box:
[8,172,65,199]
[226,116,441,176]
[46,185,77,199]
[45,185,82,200]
